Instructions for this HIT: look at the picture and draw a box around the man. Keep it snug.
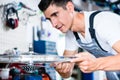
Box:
[38,0,120,80]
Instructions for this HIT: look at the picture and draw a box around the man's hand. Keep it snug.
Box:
[70,52,100,73]
[50,62,75,78]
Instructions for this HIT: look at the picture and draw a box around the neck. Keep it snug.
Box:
[70,12,85,34]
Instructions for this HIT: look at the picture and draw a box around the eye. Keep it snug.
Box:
[52,12,58,17]
[46,18,50,21]
[53,13,57,16]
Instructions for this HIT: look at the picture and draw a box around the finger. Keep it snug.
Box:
[79,65,92,73]
[70,57,84,63]
[70,53,88,63]
[50,62,61,67]
[55,63,63,70]
[61,63,71,72]
[81,68,91,73]
[80,60,89,66]
[58,63,73,75]
[81,65,88,70]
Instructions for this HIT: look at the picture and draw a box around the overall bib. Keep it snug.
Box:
[73,10,120,80]
[74,32,119,80]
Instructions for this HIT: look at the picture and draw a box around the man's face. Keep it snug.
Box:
[44,2,74,33]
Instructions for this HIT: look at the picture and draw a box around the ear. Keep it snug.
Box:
[66,1,74,12]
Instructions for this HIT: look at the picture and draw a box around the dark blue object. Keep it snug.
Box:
[33,40,57,55]
[13,75,42,80]
[81,72,93,80]
[33,40,46,54]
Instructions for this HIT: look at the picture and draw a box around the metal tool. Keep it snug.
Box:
[0,54,76,63]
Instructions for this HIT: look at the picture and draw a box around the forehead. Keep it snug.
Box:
[44,4,63,18]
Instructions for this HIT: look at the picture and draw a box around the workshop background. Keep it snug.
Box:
[0,0,120,80]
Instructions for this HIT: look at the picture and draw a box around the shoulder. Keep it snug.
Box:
[93,11,120,29]
[83,10,120,18]
[94,11,120,46]
[94,11,120,21]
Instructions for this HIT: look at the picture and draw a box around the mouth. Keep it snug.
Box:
[56,25,62,30]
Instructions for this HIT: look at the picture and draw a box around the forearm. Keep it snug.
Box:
[63,50,78,56]
[97,54,120,71]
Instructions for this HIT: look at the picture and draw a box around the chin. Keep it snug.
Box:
[61,29,68,33]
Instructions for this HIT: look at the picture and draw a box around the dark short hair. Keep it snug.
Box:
[38,0,72,12]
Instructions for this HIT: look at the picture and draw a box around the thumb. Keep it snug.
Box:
[50,62,60,67]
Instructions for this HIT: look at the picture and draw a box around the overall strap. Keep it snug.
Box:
[73,32,80,40]
[89,11,107,52]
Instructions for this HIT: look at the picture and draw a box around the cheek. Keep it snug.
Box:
[65,16,73,28]
[59,13,73,31]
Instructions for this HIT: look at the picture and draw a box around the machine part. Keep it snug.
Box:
[5,3,19,29]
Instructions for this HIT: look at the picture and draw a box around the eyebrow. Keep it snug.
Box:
[46,11,58,21]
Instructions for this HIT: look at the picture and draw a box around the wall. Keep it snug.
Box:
[0,0,64,55]
[0,0,41,54]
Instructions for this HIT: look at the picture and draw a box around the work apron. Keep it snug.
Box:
[73,32,120,80]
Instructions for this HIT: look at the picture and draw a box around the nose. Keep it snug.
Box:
[51,18,58,27]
